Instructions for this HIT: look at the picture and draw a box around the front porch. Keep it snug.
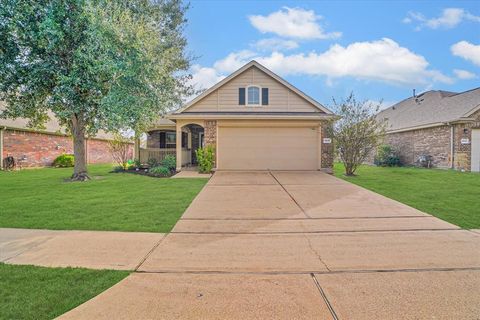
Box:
[139,123,204,169]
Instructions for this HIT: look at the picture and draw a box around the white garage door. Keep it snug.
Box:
[472,129,480,172]
[217,126,318,170]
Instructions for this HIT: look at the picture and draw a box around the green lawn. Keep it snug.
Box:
[334,163,480,229]
[0,165,208,232]
[0,263,128,320]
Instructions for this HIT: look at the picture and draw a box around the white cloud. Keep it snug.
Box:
[404,8,480,30]
[212,50,257,74]
[249,7,341,40]
[189,64,225,91]
[453,69,477,80]
[212,38,452,86]
[451,41,480,66]
[252,38,299,51]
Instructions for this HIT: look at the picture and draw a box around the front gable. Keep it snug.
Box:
[178,61,331,114]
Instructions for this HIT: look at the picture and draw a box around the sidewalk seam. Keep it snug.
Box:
[134,234,168,271]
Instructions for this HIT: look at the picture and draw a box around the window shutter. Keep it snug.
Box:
[159,132,166,148]
[262,88,269,105]
[239,88,246,105]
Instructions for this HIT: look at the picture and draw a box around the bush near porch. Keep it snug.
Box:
[334,163,480,229]
[0,164,208,232]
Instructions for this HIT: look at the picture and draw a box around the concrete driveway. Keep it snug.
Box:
[60,171,480,319]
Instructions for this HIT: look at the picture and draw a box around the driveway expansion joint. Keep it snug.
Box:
[170,228,461,235]
[269,171,311,218]
[311,273,339,320]
[133,266,480,276]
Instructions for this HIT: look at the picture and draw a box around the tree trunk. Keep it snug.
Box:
[71,114,90,181]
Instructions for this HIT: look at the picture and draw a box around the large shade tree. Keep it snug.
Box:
[0,0,192,180]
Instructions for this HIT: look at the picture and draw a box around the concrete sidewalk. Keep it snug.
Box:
[1,228,164,270]
[51,171,480,319]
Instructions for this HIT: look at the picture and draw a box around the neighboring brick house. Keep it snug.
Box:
[377,88,480,172]
[0,103,130,168]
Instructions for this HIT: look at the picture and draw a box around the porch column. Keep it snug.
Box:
[176,123,182,171]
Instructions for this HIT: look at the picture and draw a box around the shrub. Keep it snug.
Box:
[53,154,74,167]
[147,158,158,168]
[112,165,126,172]
[375,144,401,167]
[133,159,141,168]
[161,155,176,171]
[196,146,215,173]
[149,165,170,177]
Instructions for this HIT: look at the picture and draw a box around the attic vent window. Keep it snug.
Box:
[247,86,260,105]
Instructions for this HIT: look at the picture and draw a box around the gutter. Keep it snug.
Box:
[445,122,455,169]
[386,118,475,134]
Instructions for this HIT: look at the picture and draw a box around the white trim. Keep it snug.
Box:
[176,60,333,114]
[168,113,335,120]
[464,104,480,117]
[246,85,262,107]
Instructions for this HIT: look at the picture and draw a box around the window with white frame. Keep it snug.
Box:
[165,132,176,148]
[247,86,260,106]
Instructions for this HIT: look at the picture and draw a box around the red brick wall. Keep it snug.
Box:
[2,129,133,168]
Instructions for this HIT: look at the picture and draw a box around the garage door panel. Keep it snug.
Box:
[218,127,318,170]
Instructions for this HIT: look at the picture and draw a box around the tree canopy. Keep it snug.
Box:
[0,0,192,179]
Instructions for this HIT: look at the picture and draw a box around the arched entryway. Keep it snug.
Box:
[175,121,205,171]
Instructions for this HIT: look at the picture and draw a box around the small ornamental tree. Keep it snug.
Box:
[328,93,386,176]
[108,134,132,171]
[0,0,192,180]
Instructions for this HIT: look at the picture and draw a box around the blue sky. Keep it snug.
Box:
[184,1,480,108]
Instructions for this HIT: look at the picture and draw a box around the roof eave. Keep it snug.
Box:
[167,113,335,120]
[386,117,477,133]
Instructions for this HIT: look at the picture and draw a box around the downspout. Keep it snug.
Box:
[0,126,5,170]
[447,123,454,169]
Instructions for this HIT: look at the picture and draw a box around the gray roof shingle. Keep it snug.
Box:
[378,87,480,132]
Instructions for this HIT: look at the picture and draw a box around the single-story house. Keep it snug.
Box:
[377,87,480,172]
[141,60,335,172]
[0,103,130,168]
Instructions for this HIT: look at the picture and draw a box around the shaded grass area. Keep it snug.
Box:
[334,163,480,229]
[0,263,129,320]
[0,165,208,232]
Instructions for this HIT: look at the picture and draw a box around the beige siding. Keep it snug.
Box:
[188,66,320,113]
